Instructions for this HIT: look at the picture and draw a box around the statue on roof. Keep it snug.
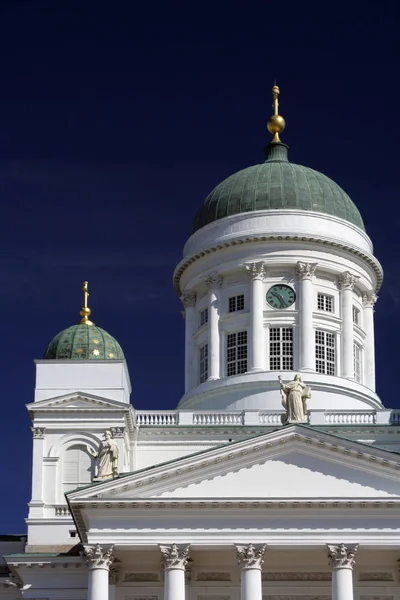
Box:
[88,430,119,480]
[279,374,311,424]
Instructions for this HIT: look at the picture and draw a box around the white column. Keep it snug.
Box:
[339,272,357,378]
[30,427,46,513]
[363,290,377,392]
[236,543,266,600]
[246,262,266,372]
[297,262,317,372]
[327,543,358,600]
[160,544,190,600]
[84,544,114,600]
[181,290,197,392]
[205,273,222,380]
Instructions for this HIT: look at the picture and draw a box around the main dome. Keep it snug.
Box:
[44,323,124,360]
[192,143,365,233]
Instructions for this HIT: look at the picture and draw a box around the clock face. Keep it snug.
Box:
[266,284,296,309]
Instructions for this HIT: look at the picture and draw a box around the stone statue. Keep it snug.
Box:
[88,430,119,480]
[278,374,311,424]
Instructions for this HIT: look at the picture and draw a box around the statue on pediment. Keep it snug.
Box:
[279,374,311,424]
[88,430,119,480]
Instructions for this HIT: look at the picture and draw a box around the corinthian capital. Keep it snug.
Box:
[31,427,46,439]
[339,271,358,291]
[236,543,266,569]
[362,290,378,307]
[180,290,197,308]
[245,262,266,280]
[205,272,223,290]
[327,543,358,569]
[297,262,317,280]
[160,544,190,570]
[84,544,114,570]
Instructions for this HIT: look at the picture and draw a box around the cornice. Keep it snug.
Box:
[68,427,400,509]
[173,233,383,295]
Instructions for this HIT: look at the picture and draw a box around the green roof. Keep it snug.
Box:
[192,143,365,233]
[44,323,124,361]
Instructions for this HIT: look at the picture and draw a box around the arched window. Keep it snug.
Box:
[62,445,94,495]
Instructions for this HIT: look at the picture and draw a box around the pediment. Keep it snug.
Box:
[68,426,400,502]
[26,391,129,413]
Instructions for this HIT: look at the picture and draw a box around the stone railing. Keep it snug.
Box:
[135,409,398,427]
[323,411,375,425]
[136,412,178,426]
[54,506,71,516]
[193,412,243,426]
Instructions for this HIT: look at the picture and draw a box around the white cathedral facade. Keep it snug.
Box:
[1,88,399,600]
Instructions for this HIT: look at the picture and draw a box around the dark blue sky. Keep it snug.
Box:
[1,3,399,532]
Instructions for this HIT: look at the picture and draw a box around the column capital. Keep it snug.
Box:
[245,261,266,280]
[327,543,358,569]
[84,544,114,570]
[339,271,358,291]
[296,261,317,280]
[205,272,223,290]
[160,543,190,570]
[31,427,46,439]
[362,290,378,307]
[236,543,266,569]
[110,426,126,438]
[180,290,197,308]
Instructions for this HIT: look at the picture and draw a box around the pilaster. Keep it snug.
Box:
[363,290,378,391]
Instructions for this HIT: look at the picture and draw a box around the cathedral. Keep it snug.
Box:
[1,86,398,600]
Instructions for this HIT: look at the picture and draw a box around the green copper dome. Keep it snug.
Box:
[192,143,365,233]
[44,323,124,360]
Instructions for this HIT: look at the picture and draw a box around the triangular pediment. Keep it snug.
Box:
[26,391,129,413]
[68,426,400,502]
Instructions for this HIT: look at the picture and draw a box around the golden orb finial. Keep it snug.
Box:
[267,84,286,143]
[79,281,94,325]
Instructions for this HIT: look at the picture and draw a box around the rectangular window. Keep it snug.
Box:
[199,344,208,384]
[315,330,336,375]
[269,327,293,371]
[226,331,248,376]
[354,343,361,382]
[229,294,245,313]
[199,308,208,327]
[353,306,360,325]
[317,292,334,312]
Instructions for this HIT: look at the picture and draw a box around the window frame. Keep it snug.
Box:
[199,308,208,328]
[269,326,294,371]
[315,329,336,375]
[353,343,362,383]
[226,330,248,376]
[199,343,208,384]
[317,292,334,313]
[228,294,245,313]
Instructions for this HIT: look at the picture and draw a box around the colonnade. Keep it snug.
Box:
[84,542,359,600]
[180,262,377,388]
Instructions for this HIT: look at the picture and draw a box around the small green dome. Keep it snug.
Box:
[192,143,365,233]
[44,323,124,360]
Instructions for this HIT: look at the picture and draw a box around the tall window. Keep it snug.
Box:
[315,330,335,375]
[199,343,208,383]
[229,294,245,313]
[269,327,293,370]
[226,331,247,376]
[353,343,361,382]
[353,306,360,325]
[317,293,334,312]
[199,308,208,328]
[62,445,93,495]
